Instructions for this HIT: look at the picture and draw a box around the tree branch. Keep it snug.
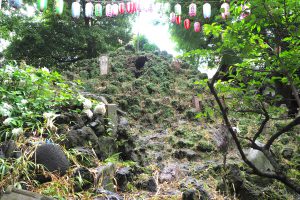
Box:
[265,116,300,149]
[252,104,270,143]
[207,77,300,193]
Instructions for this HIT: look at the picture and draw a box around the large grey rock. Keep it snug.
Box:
[1,186,54,200]
[180,177,211,200]
[159,164,181,183]
[173,149,198,161]
[246,141,274,173]
[182,189,198,200]
[33,144,69,176]
[282,148,294,160]
[94,189,123,200]
[72,167,94,192]
[217,164,261,200]
[0,140,20,158]
[95,163,116,191]
[64,127,99,149]
[115,167,133,192]
[135,175,157,192]
[97,136,117,160]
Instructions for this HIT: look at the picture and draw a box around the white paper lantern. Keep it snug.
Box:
[71,1,80,19]
[85,2,93,18]
[221,3,230,19]
[163,3,170,13]
[174,3,181,16]
[106,3,112,17]
[112,3,118,16]
[203,3,211,19]
[189,3,196,17]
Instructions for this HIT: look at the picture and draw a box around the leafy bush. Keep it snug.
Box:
[0,63,81,141]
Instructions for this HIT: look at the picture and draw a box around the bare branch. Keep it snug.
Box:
[265,116,300,149]
[252,104,270,143]
[207,78,300,193]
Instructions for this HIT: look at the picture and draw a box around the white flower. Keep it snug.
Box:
[21,99,28,104]
[19,80,26,86]
[43,112,59,132]
[0,103,13,117]
[41,67,50,73]
[3,118,14,126]
[94,103,106,115]
[12,128,23,136]
[3,103,13,111]
[4,65,15,75]
[43,112,57,119]
[83,99,92,109]
[30,74,38,82]
[83,109,93,119]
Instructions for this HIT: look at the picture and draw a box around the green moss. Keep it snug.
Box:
[197,140,214,151]
[117,99,128,111]
[185,109,198,120]
[104,84,119,94]
[146,83,158,94]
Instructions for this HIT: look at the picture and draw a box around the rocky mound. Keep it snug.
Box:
[66,47,208,127]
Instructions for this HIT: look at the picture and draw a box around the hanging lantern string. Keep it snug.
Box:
[1,0,228,4]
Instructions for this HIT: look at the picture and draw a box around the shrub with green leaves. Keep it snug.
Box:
[0,63,81,141]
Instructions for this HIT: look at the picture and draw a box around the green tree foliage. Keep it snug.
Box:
[189,0,300,193]
[133,34,159,52]
[0,0,132,68]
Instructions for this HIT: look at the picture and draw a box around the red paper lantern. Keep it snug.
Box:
[176,16,181,25]
[132,1,137,13]
[126,2,133,13]
[194,22,201,32]
[119,2,125,14]
[184,19,191,29]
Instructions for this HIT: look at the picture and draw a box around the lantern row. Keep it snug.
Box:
[171,2,250,21]
[4,0,167,17]
[3,1,250,20]
[171,2,250,32]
